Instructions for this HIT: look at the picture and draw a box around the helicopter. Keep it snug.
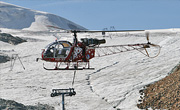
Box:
[37,26,161,70]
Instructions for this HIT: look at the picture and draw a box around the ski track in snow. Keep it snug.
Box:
[86,61,119,108]
[87,61,119,93]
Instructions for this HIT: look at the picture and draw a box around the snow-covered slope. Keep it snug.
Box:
[0,2,86,31]
[1,28,180,110]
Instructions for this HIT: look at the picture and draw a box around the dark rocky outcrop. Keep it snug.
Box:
[0,33,27,45]
[0,54,10,63]
[0,98,55,110]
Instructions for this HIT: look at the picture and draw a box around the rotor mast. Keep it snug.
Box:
[72,30,78,46]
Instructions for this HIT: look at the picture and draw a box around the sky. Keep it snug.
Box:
[1,0,180,30]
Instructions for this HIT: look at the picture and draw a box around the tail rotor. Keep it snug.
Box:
[142,31,161,58]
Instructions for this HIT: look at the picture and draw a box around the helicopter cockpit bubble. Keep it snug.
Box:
[43,41,72,58]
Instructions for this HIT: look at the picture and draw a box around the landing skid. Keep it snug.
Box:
[43,64,94,70]
[43,67,94,70]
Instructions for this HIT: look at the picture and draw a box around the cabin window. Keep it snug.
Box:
[55,44,68,58]
[44,41,71,58]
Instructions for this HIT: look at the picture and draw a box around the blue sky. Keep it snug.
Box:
[1,0,180,30]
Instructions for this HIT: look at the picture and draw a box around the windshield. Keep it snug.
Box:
[43,41,72,58]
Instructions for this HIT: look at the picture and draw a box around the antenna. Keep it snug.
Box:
[10,54,25,71]
[102,28,108,37]
[110,26,116,31]
[51,88,76,110]
[109,26,117,37]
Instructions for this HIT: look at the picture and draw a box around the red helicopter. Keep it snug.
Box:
[37,26,160,70]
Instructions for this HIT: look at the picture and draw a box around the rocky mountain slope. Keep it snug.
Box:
[137,63,180,109]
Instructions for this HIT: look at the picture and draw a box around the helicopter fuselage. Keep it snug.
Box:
[42,40,95,63]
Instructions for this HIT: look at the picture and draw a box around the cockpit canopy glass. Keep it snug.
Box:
[43,41,72,58]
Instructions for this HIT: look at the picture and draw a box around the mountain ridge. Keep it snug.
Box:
[0,1,86,31]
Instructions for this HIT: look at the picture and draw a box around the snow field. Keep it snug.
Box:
[0,29,180,110]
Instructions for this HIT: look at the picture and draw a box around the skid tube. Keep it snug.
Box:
[43,62,95,70]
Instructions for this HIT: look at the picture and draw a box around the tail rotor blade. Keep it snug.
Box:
[150,43,160,47]
[144,43,161,58]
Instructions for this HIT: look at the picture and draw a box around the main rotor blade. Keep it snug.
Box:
[46,25,144,33]
[72,30,145,33]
